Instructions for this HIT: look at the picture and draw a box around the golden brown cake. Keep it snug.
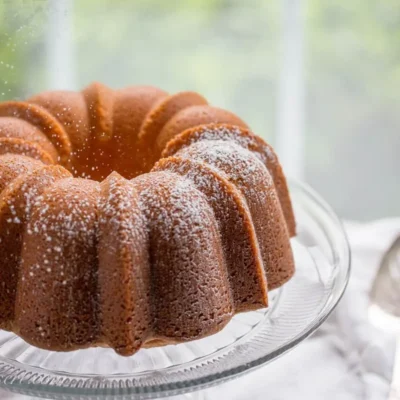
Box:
[0,82,296,356]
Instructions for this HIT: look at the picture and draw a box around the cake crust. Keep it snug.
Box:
[0,83,296,356]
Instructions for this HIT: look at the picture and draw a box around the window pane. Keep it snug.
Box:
[306,1,400,220]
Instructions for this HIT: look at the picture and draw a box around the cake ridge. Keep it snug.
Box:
[155,104,249,155]
[0,101,72,167]
[131,170,234,342]
[0,137,54,165]
[171,139,294,290]
[153,155,268,310]
[0,163,71,330]
[163,123,296,236]
[98,172,152,355]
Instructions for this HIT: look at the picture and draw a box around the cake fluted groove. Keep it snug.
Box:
[0,116,59,162]
[131,171,235,341]
[170,138,295,290]
[0,138,54,165]
[0,102,72,168]
[111,86,168,179]
[81,82,116,180]
[153,156,268,310]
[138,91,208,172]
[162,123,296,237]
[28,90,92,177]
[155,105,249,156]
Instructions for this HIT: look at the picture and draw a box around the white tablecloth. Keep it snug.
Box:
[1,219,398,400]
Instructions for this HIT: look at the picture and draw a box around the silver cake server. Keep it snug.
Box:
[369,236,400,399]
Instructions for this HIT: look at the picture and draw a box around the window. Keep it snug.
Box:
[1,0,398,220]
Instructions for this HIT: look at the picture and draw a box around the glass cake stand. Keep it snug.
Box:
[0,180,350,399]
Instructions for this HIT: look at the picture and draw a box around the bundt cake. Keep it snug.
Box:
[0,82,296,356]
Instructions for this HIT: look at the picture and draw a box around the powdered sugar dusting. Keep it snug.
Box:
[175,139,274,200]
[173,139,293,290]
[98,173,147,255]
[24,178,99,259]
[16,178,100,347]
[154,157,268,309]
[162,124,277,168]
[0,165,71,231]
[97,173,152,354]
[0,102,72,166]
[132,171,215,244]
[131,171,234,338]
[0,138,54,164]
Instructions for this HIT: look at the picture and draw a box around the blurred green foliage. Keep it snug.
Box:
[306,1,400,218]
[71,0,281,137]
[0,0,47,99]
